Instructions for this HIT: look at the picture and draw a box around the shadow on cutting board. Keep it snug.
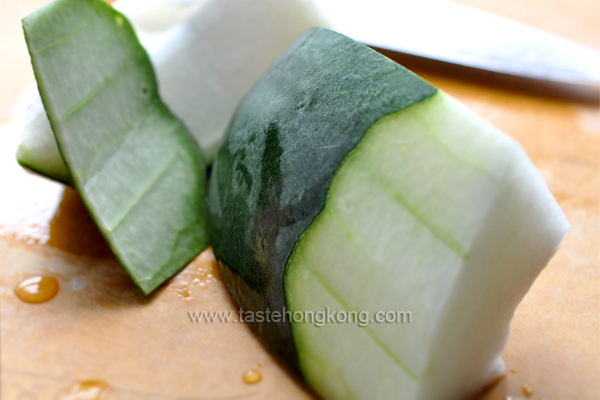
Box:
[46,187,152,308]
[47,187,116,261]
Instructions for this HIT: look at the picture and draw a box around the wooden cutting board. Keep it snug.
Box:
[1,0,598,399]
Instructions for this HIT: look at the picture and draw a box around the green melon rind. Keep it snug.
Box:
[23,0,209,294]
[206,27,437,369]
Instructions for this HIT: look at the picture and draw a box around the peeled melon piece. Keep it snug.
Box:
[16,0,332,182]
[113,0,208,33]
[147,0,331,158]
[16,99,71,185]
[207,28,570,399]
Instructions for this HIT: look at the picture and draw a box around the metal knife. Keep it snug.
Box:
[317,0,600,100]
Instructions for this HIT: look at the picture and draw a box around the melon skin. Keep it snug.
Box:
[207,27,569,399]
[23,0,209,295]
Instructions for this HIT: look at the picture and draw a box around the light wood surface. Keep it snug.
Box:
[0,0,598,399]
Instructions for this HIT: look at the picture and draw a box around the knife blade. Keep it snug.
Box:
[317,0,600,97]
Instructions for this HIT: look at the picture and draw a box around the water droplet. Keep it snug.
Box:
[64,380,110,400]
[14,276,59,303]
[242,369,262,384]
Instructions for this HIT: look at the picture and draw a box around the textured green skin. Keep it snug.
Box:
[207,28,437,370]
[24,0,208,294]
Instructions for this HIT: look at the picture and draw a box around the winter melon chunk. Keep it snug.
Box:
[207,27,569,399]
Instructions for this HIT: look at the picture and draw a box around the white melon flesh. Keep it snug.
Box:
[146,0,331,158]
[114,0,208,33]
[16,0,331,178]
[285,91,569,400]
[16,99,70,184]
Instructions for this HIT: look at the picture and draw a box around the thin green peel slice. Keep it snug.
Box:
[23,0,209,294]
